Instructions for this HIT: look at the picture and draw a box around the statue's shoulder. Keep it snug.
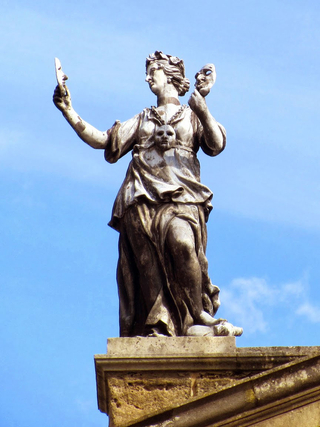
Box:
[139,107,152,120]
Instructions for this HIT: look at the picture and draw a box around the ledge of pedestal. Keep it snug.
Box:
[107,336,236,356]
[94,338,320,427]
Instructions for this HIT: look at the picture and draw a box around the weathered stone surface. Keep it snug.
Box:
[107,372,192,426]
[53,52,243,338]
[95,340,320,426]
[106,371,247,426]
[107,336,236,356]
[253,399,320,427]
[126,353,320,427]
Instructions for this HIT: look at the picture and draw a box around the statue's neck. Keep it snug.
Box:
[156,85,180,107]
[157,96,180,107]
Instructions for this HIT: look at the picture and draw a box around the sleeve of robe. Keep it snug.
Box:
[195,113,227,157]
[104,113,141,163]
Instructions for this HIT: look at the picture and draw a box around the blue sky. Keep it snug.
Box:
[1,1,320,426]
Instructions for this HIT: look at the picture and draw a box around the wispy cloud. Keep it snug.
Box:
[222,275,320,334]
[296,303,320,323]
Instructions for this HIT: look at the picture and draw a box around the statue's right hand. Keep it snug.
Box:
[53,84,72,112]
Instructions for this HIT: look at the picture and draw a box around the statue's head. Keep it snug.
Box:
[146,51,190,96]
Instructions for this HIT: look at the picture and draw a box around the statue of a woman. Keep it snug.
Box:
[53,51,242,337]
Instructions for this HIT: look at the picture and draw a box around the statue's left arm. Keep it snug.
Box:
[188,89,226,156]
[53,84,140,159]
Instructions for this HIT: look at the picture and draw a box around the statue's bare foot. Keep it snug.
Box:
[214,322,243,337]
[146,332,168,337]
[145,327,169,337]
[198,311,224,326]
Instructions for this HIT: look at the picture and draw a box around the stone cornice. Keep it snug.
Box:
[94,340,320,426]
[127,354,320,427]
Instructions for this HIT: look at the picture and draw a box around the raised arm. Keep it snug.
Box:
[53,85,108,149]
[188,89,226,156]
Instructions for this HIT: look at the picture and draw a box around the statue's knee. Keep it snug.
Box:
[175,236,196,260]
[167,221,195,260]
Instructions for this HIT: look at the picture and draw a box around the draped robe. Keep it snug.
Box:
[104,106,226,336]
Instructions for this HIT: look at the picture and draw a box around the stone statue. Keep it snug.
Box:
[53,51,243,338]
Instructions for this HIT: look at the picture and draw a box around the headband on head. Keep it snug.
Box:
[146,51,186,77]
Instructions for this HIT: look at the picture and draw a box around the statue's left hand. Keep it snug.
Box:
[53,84,72,113]
[188,89,208,116]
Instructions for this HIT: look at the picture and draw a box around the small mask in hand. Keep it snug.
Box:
[195,63,216,97]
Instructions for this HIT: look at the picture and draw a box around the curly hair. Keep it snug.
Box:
[146,51,190,96]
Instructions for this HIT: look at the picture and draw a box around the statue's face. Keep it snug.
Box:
[145,63,167,95]
[155,125,176,150]
[195,63,216,96]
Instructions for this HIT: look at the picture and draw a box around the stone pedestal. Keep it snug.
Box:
[95,338,320,427]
